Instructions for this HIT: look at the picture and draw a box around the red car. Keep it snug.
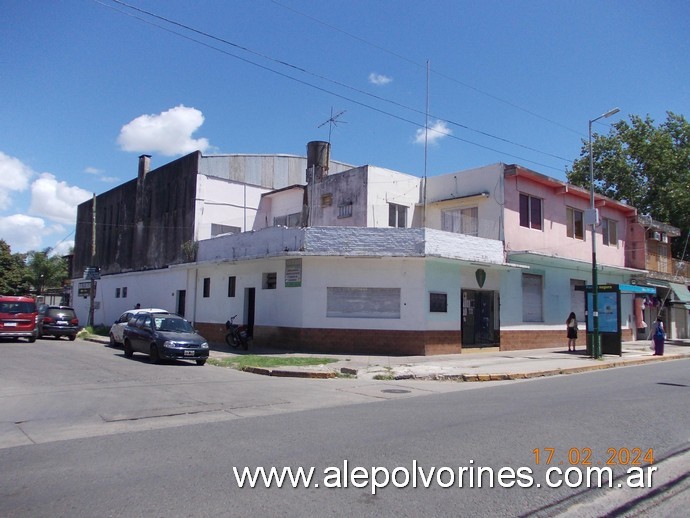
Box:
[0,296,39,342]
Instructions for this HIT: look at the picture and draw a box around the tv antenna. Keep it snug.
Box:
[318,108,347,143]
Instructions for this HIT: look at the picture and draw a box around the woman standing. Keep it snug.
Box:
[566,312,578,352]
[652,316,666,356]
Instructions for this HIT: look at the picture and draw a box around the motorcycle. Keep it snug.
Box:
[225,315,250,350]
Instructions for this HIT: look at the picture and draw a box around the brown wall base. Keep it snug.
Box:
[195,323,634,356]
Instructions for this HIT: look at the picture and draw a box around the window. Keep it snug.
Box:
[338,202,353,219]
[228,276,236,297]
[519,193,542,230]
[522,273,543,322]
[442,207,478,236]
[122,287,128,298]
[566,207,585,240]
[388,203,407,228]
[115,288,121,298]
[262,272,277,290]
[203,277,210,298]
[602,218,617,246]
[326,287,401,319]
[429,292,448,313]
[211,224,241,237]
[273,212,302,227]
[321,194,333,207]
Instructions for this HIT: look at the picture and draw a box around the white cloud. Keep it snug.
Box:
[0,214,46,253]
[51,239,74,257]
[368,72,392,86]
[28,173,92,225]
[117,105,211,156]
[85,166,118,183]
[0,151,34,208]
[414,120,453,145]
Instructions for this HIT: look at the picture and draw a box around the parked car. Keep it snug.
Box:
[109,308,168,346]
[123,312,209,365]
[0,296,38,342]
[37,305,80,340]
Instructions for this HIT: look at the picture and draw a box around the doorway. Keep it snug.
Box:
[176,290,186,318]
[244,287,255,337]
[461,290,499,348]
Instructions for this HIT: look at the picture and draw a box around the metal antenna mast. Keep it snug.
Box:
[318,107,347,143]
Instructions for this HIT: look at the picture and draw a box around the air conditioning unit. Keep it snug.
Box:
[661,233,668,243]
[649,231,661,241]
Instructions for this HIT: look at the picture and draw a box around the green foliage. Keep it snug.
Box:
[0,240,30,295]
[25,248,68,294]
[208,355,338,369]
[567,112,690,259]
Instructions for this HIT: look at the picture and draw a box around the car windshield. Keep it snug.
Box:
[0,302,36,314]
[154,317,193,333]
[47,308,76,319]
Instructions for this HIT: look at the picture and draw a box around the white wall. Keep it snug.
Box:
[425,164,504,239]
[195,176,269,238]
[72,268,187,327]
[365,166,421,228]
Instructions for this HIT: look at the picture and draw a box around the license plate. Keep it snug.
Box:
[57,320,68,325]
[184,350,194,356]
[4,322,17,327]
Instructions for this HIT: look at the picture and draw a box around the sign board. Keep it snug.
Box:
[78,281,94,297]
[84,267,101,280]
[285,258,302,287]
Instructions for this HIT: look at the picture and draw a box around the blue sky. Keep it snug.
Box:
[1,0,688,254]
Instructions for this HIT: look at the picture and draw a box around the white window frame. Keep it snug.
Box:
[442,206,478,236]
[566,207,585,240]
[519,193,543,230]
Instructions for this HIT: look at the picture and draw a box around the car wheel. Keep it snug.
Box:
[109,333,117,347]
[28,336,36,343]
[123,340,134,358]
[149,344,160,364]
[196,359,206,366]
[68,334,76,341]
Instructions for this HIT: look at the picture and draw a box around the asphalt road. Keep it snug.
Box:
[1,337,689,517]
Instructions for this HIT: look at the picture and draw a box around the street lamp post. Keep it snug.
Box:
[589,107,620,359]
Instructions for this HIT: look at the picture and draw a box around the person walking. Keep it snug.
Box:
[566,312,578,352]
[652,316,665,356]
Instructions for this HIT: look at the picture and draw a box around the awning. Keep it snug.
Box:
[669,282,690,304]
[619,283,656,294]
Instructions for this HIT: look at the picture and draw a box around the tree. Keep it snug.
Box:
[0,240,29,295]
[25,248,68,295]
[567,112,690,259]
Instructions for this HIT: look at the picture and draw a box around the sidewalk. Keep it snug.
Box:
[207,339,690,381]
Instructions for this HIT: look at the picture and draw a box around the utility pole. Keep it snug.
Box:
[88,193,96,328]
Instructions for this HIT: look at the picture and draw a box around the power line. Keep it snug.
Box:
[95,0,571,171]
[269,0,584,138]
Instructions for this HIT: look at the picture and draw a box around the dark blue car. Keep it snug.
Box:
[123,312,209,365]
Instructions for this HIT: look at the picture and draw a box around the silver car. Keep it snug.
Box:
[109,308,168,346]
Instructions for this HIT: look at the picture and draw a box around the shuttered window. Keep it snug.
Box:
[522,273,543,322]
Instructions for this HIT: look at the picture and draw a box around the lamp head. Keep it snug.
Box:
[603,107,620,118]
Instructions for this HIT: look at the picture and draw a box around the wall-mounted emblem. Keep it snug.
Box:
[475,269,486,288]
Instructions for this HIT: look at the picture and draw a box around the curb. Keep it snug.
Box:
[396,354,685,382]
[241,366,336,379]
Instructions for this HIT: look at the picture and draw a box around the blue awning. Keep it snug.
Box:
[619,283,657,294]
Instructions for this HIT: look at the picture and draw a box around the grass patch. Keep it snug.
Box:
[78,325,110,338]
[208,355,339,370]
[373,366,396,380]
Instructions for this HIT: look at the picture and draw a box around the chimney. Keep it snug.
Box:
[138,154,151,182]
[306,141,330,184]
